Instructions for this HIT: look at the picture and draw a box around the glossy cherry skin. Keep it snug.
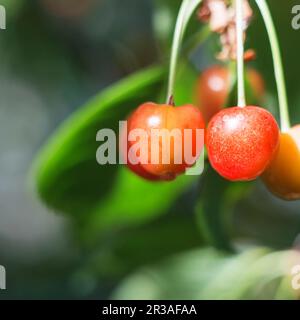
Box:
[125,158,163,181]
[120,118,161,181]
[123,102,205,181]
[196,65,265,123]
[262,125,300,200]
[206,106,280,181]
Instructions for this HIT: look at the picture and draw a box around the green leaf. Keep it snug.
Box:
[75,168,196,244]
[32,66,166,217]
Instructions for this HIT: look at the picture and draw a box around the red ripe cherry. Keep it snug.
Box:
[262,125,300,200]
[121,129,162,181]
[125,158,162,181]
[206,106,280,181]
[120,115,161,181]
[196,65,265,123]
[122,102,205,181]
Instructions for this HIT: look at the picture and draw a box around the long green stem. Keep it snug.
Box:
[167,0,203,103]
[235,0,246,107]
[255,0,291,132]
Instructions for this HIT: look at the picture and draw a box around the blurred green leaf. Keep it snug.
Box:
[32,66,166,217]
[173,61,198,105]
[75,167,196,244]
[112,246,299,300]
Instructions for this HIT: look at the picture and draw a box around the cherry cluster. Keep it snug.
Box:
[121,0,300,201]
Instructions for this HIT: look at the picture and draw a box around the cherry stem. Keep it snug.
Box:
[235,0,246,108]
[255,0,291,132]
[166,0,203,104]
[168,95,175,106]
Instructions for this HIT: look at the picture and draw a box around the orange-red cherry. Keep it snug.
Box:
[206,106,280,181]
[120,118,161,181]
[262,125,300,200]
[196,65,265,123]
[123,102,205,181]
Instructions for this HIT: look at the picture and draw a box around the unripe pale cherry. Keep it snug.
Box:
[262,125,300,200]
[122,102,205,181]
[196,65,265,123]
[206,106,280,181]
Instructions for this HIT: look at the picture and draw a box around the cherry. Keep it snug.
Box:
[206,106,280,181]
[120,116,161,181]
[122,102,205,181]
[125,158,163,181]
[196,65,265,123]
[196,65,229,123]
[121,133,162,182]
[262,125,300,200]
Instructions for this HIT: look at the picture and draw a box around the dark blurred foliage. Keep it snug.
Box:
[0,0,300,299]
[0,0,160,299]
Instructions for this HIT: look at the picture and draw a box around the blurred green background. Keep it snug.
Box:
[0,0,300,299]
